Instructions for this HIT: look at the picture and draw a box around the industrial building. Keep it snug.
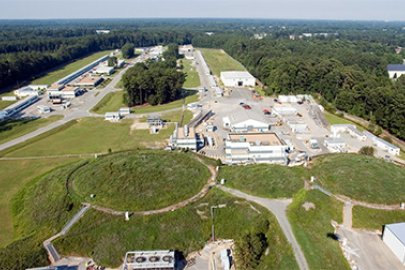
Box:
[387,64,405,80]
[48,86,81,99]
[0,95,39,121]
[223,111,270,133]
[94,65,115,75]
[178,45,194,60]
[278,95,305,103]
[14,86,40,98]
[272,105,297,117]
[225,132,288,164]
[122,250,175,270]
[71,75,103,88]
[364,131,400,156]
[119,107,131,116]
[170,124,199,151]
[383,223,405,265]
[324,137,346,152]
[104,112,121,122]
[330,124,367,141]
[220,71,256,87]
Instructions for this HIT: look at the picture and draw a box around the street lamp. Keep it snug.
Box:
[210,204,227,241]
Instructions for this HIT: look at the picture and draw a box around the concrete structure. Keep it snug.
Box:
[324,137,346,152]
[0,95,39,121]
[117,59,126,68]
[287,121,308,134]
[278,95,305,103]
[220,71,256,87]
[147,115,163,126]
[14,86,39,98]
[223,111,269,133]
[48,86,81,99]
[123,250,175,270]
[272,105,297,117]
[104,112,121,122]
[94,65,115,75]
[364,131,400,156]
[225,132,288,164]
[170,125,199,151]
[178,44,194,60]
[72,75,103,88]
[1,96,17,101]
[387,64,405,80]
[119,107,131,116]
[214,87,224,97]
[331,124,366,141]
[383,223,405,265]
[37,105,51,114]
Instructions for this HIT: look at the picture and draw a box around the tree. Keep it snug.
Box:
[121,43,135,59]
[358,146,375,156]
[108,56,117,67]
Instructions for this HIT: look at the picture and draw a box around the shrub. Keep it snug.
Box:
[358,146,375,156]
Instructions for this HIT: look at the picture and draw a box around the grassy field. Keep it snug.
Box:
[182,59,201,88]
[71,151,210,211]
[31,51,111,85]
[0,100,16,110]
[133,92,199,114]
[288,190,350,270]
[53,189,298,268]
[0,157,79,247]
[199,48,246,76]
[352,206,405,231]
[159,109,194,125]
[91,91,125,114]
[0,118,174,157]
[0,115,63,145]
[311,154,405,204]
[220,164,307,198]
[324,111,364,130]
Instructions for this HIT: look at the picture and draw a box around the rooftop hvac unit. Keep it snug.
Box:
[162,255,174,262]
[184,125,189,137]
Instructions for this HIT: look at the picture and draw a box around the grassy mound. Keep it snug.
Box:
[353,206,405,231]
[220,164,307,198]
[312,154,405,204]
[71,151,210,211]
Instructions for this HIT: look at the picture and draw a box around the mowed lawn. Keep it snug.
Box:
[311,154,405,204]
[220,164,307,198]
[91,91,125,114]
[71,151,210,211]
[0,157,79,247]
[352,206,405,231]
[53,189,298,268]
[288,190,350,270]
[0,115,63,145]
[199,48,246,76]
[182,58,201,88]
[133,92,199,114]
[0,118,173,157]
[324,111,364,130]
[31,50,111,85]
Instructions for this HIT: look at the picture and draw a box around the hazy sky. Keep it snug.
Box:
[1,0,405,21]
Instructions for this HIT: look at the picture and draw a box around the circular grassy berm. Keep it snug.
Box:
[312,153,405,204]
[71,151,210,211]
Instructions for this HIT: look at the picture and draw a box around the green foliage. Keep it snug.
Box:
[353,206,405,231]
[121,43,135,59]
[108,56,118,67]
[236,232,268,270]
[358,146,375,156]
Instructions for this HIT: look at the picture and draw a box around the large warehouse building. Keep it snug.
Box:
[383,222,405,265]
[220,71,256,87]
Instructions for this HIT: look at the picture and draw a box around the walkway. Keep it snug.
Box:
[218,186,309,270]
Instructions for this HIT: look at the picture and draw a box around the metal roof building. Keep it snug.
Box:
[387,64,405,79]
[122,250,175,270]
[383,223,405,265]
[220,71,256,87]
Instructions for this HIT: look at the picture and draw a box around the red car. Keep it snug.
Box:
[242,104,252,110]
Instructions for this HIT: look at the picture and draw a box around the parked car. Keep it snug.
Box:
[242,104,252,110]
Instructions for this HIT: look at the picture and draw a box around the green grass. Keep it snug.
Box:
[71,151,210,211]
[0,100,16,110]
[324,111,364,130]
[31,51,111,85]
[288,190,350,270]
[52,188,297,268]
[0,157,80,247]
[220,164,307,198]
[1,118,173,157]
[312,154,405,204]
[353,206,405,231]
[199,48,246,77]
[133,92,199,114]
[182,59,201,88]
[159,109,194,125]
[91,91,125,114]
[0,115,63,145]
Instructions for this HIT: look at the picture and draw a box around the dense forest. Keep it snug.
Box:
[193,33,405,139]
[122,44,185,106]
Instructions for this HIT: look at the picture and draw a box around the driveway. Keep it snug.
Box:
[219,186,309,270]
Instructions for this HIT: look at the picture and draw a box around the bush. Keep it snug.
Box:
[358,146,375,156]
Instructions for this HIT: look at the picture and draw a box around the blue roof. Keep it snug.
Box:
[387,64,405,71]
[386,222,405,246]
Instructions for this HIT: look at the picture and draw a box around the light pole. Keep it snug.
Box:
[210,204,227,241]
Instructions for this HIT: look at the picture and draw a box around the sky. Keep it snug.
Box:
[1,0,405,21]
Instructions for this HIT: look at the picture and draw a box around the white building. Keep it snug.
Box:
[278,95,304,103]
[272,105,297,117]
[223,111,270,133]
[37,105,51,114]
[330,124,367,141]
[178,45,194,60]
[220,71,256,87]
[0,95,39,121]
[116,59,126,68]
[14,86,39,98]
[287,121,308,134]
[383,223,405,265]
[214,87,224,97]
[225,132,288,164]
[387,64,405,80]
[104,112,121,122]
[94,65,115,75]
[324,138,346,153]
[48,86,81,99]
[119,107,131,116]
[123,250,175,270]
[364,131,400,156]
[170,125,199,151]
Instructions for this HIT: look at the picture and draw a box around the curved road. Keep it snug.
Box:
[219,186,309,270]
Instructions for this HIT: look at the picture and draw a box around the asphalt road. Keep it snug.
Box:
[219,186,310,270]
